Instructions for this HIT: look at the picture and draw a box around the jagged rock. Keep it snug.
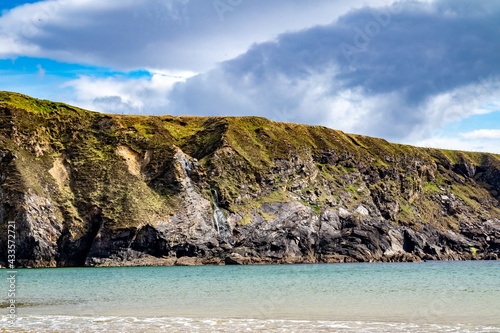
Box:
[225,253,251,265]
[175,256,203,266]
[355,206,369,216]
[339,207,351,219]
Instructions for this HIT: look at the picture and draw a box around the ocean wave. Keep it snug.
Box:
[1,316,498,333]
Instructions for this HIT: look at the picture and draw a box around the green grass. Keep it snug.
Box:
[423,181,441,193]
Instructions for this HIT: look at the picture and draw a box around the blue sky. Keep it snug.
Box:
[0,0,499,153]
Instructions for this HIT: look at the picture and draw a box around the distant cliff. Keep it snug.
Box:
[0,91,499,268]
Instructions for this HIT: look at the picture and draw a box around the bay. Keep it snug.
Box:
[2,261,499,332]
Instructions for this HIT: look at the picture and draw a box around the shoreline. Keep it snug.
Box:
[2,256,498,269]
[3,314,499,333]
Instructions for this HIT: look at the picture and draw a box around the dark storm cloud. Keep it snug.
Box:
[168,0,500,140]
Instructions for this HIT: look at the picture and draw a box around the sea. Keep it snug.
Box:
[1,260,499,332]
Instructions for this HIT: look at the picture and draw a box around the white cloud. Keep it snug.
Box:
[0,34,39,55]
[63,71,195,114]
[403,79,500,141]
[460,129,500,140]
[413,136,500,154]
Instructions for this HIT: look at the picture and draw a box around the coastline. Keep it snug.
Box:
[2,253,497,269]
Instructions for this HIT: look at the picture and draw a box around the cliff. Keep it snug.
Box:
[0,91,499,268]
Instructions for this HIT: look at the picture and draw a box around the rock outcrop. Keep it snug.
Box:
[0,92,499,267]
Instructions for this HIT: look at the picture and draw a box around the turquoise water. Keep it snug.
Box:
[1,261,499,332]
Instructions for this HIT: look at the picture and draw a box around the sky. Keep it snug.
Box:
[0,0,499,153]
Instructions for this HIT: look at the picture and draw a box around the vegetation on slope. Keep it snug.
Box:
[0,91,499,235]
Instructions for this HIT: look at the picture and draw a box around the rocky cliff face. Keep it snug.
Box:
[0,92,499,268]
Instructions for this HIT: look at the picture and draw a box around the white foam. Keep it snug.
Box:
[1,316,499,333]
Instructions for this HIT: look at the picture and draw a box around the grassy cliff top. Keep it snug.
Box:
[1,91,498,168]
